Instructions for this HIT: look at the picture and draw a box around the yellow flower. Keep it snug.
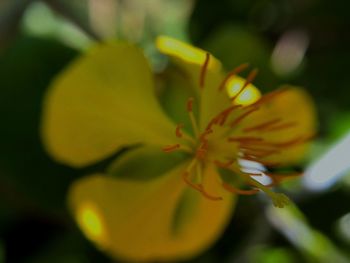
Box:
[41,36,316,261]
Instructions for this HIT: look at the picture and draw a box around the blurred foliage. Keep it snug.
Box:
[0,0,350,262]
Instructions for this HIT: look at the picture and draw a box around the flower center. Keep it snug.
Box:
[162,53,311,207]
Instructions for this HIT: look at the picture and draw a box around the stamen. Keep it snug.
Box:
[205,105,241,131]
[182,172,202,191]
[175,123,184,138]
[222,183,259,195]
[162,144,180,153]
[241,148,280,158]
[214,159,234,168]
[197,185,223,201]
[228,136,263,143]
[241,156,281,167]
[252,87,289,106]
[231,68,259,102]
[187,97,194,112]
[244,176,291,208]
[182,169,222,201]
[199,53,210,89]
[271,135,313,147]
[243,118,281,132]
[195,128,213,159]
[199,128,213,141]
[196,146,207,159]
[218,63,250,91]
[265,172,302,186]
[187,97,200,138]
[265,122,297,132]
[229,107,260,127]
[217,105,241,126]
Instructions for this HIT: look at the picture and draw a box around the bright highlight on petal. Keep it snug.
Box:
[156,36,220,70]
[69,167,234,262]
[76,202,108,246]
[226,76,261,105]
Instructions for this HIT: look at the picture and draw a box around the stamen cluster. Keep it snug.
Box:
[162,53,311,207]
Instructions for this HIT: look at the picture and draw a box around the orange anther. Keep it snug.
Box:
[182,172,222,201]
[231,68,259,102]
[222,183,259,195]
[230,107,260,127]
[175,123,184,138]
[266,122,296,132]
[228,136,263,143]
[243,118,281,132]
[218,63,250,91]
[253,87,289,106]
[162,144,180,153]
[199,53,210,89]
[214,159,234,168]
[187,97,194,112]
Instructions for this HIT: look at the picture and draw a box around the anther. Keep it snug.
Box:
[243,118,281,132]
[199,53,210,89]
[187,97,194,112]
[197,185,223,201]
[175,123,184,138]
[222,183,259,195]
[218,63,250,91]
[228,136,263,143]
[183,172,222,201]
[271,134,315,148]
[230,107,260,127]
[162,144,180,153]
[186,97,200,138]
[241,148,280,158]
[252,87,289,106]
[199,128,213,141]
[214,159,234,168]
[182,172,202,191]
[231,68,259,102]
[217,105,241,126]
[265,122,296,132]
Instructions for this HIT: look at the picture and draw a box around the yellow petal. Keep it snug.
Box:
[237,87,316,165]
[156,36,233,131]
[68,164,234,261]
[42,42,178,167]
[156,35,221,70]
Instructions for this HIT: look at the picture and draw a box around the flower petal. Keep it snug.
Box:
[42,42,178,167]
[156,36,233,131]
[68,157,234,261]
[237,87,316,165]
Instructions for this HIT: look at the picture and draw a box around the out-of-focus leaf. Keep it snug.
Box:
[22,1,93,50]
[266,204,349,263]
[0,0,33,47]
[249,246,297,263]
